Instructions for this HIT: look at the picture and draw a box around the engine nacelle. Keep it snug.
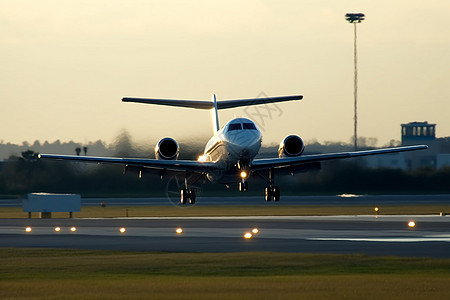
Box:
[278,135,305,158]
[155,137,179,160]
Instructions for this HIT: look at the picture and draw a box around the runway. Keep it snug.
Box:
[2,194,450,207]
[1,215,449,257]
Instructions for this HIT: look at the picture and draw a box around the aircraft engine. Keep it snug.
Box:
[278,135,305,157]
[155,137,180,160]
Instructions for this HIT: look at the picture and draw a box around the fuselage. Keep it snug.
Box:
[199,118,262,183]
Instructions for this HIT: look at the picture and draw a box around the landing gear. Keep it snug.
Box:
[180,175,196,205]
[273,186,280,202]
[264,168,281,202]
[238,181,248,192]
[180,188,188,205]
[265,186,280,202]
[189,189,196,204]
[180,188,196,205]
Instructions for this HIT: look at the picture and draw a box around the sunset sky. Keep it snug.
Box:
[2,0,449,148]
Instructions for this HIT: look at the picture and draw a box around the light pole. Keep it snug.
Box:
[345,13,365,151]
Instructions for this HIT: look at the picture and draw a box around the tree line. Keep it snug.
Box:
[1,150,449,197]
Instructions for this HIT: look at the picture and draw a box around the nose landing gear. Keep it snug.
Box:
[238,181,248,192]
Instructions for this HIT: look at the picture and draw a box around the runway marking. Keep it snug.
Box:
[309,236,450,243]
[338,194,362,198]
[83,215,450,222]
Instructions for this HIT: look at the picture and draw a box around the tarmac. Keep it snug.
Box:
[1,214,449,257]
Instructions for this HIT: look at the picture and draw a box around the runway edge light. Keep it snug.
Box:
[244,232,253,239]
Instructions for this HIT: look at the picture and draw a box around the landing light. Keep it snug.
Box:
[54,227,61,232]
[252,228,259,234]
[240,171,247,179]
[119,227,126,233]
[25,227,32,232]
[176,228,183,234]
[70,226,77,232]
[198,155,207,162]
[244,232,253,239]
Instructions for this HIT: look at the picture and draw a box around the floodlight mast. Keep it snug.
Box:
[346,13,365,151]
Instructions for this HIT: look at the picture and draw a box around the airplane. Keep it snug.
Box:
[39,94,428,204]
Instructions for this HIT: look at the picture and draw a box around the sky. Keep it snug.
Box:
[1,0,449,149]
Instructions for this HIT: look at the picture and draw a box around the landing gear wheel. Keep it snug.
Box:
[180,188,188,205]
[189,189,196,204]
[265,186,280,202]
[238,181,249,192]
[272,186,280,202]
[265,186,272,202]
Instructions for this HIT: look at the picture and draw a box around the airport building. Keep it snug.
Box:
[366,121,450,170]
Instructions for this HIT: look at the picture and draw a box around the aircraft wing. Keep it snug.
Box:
[38,154,218,173]
[250,145,428,171]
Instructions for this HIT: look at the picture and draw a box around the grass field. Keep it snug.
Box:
[1,204,449,298]
[0,249,449,299]
[1,204,450,219]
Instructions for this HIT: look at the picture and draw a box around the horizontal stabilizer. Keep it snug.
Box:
[122,98,213,109]
[216,95,302,109]
[122,95,302,110]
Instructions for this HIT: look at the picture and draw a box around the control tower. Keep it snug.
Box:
[401,121,437,169]
[401,121,436,144]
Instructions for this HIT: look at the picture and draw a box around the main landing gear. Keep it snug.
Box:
[180,188,196,205]
[180,176,196,205]
[265,185,280,202]
[264,168,280,202]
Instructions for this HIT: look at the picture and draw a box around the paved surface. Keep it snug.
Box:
[2,194,450,207]
[1,215,449,257]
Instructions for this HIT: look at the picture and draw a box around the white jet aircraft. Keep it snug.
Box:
[39,94,427,204]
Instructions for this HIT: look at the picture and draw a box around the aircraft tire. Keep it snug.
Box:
[265,186,272,202]
[180,189,188,205]
[272,186,280,202]
[189,190,196,204]
[239,182,244,192]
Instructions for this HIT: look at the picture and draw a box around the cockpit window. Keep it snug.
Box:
[243,123,257,130]
[228,123,242,131]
